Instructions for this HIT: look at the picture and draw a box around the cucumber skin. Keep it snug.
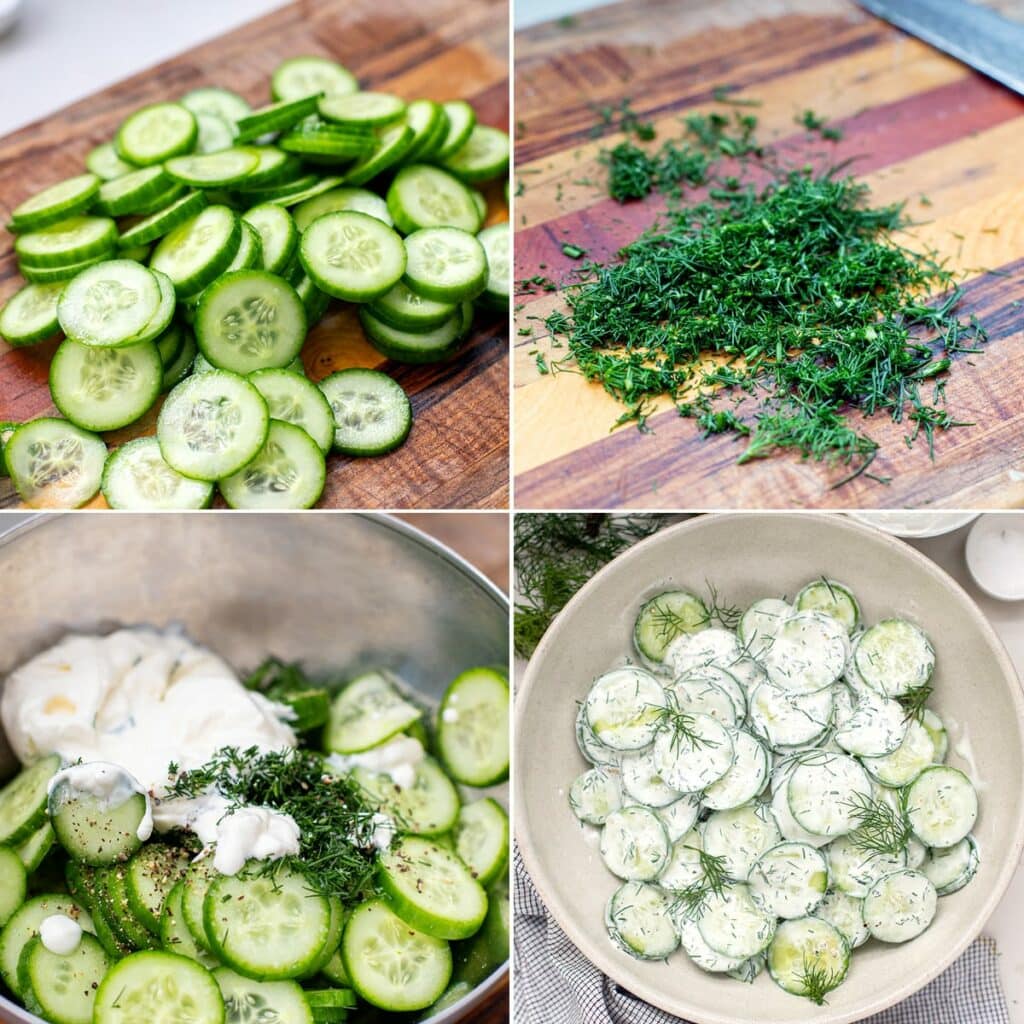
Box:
[358,306,469,365]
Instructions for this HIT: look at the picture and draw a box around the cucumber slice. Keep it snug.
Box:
[653,712,735,793]
[657,831,704,891]
[435,101,476,159]
[605,882,678,960]
[748,842,829,919]
[205,864,332,980]
[767,917,849,999]
[95,167,174,216]
[50,339,162,432]
[20,255,110,284]
[94,951,224,1024]
[664,626,741,676]
[342,899,451,1012]
[834,690,908,757]
[195,269,306,375]
[299,210,405,301]
[0,895,94,996]
[48,767,148,866]
[703,729,768,809]
[6,419,107,508]
[150,205,241,298]
[354,756,460,836]
[401,99,445,163]
[279,123,374,160]
[14,821,55,873]
[19,931,111,1024]
[0,846,27,926]
[195,111,236,155]
[165,148,261,187]
[786,753,872,837]
[568,768,622,826]
[667,673,741,726]
[387,165,481,234]
[437,667,510,786]
[620,746,683,807]
[324,671,421,753]
[584,668,665,752]
[181,87,251,125]
[703,803,783,879]
[15,216,118,268]
[104,864,160,949]
[825,835,906,897]
[862,869,937,943]
[118,191,209,249]
[157,369,269,479]
[318,368,412,456]
[453,799,508,887]
[124,843,191,935]
[219,418,325,509]
[657,795,701,842]
[343,123,416,187]
[477,222,509,309]
[319,92,406,128]
[243,203,299,275]
[0,282,64,346]
[678,916,746,974]
[905,765,978,848]
[249,368,334,453]
[359,304,468,364]
[161,330,198,391]
[600,806,670,881]
[236,147,302,189]
[378,836,487,940]
[116,103,197,165]
[55,259,161,347]
[11,174,101,232]
[860,719,935,787]
[235,96,322,144]
[87,143,136,181]
[159,876,216,966]
[922,835,979,895]
[812,891,869,948]
[748,681,833,749]
[633,590,709,663]
[764,611,850,694]
[855,619,935,697]
[367,280,456,332]
[215,967,313,1024]
[293,186,393,231]
[273,57,358,102]
[402,226,487,302]
[794,579,860,633]
[738,597,792,656]
[698,884,776,959]
[442,125,510,183]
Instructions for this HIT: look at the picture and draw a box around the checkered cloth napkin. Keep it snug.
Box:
[514,847,1010,1024]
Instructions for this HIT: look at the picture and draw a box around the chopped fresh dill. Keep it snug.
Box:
[513,514,666,656]
[896,683,934,724]
[798,955,845,1005]
[535,352,550,375]
[165,745,379,903]
[671,849,731,919]
[562,243,587,259]
[844,791,911,855]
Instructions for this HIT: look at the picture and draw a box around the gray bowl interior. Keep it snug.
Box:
[516,512,1024,1024]
[0,511,509,1024]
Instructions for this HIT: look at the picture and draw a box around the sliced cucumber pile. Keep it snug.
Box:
[0,651,508,1024]
[570,576,980,1005]
[0,54,509,508]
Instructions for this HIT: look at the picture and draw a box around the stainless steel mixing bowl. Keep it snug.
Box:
[0,511,509,1024]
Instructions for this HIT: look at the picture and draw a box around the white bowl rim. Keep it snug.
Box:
[515,511,1024,1024]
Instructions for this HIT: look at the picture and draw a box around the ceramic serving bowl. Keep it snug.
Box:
[0,511,509,1024]
[515,512,1024,1024]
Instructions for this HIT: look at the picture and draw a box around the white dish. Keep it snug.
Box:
[966,514,1024,602]
[847,511,978,539]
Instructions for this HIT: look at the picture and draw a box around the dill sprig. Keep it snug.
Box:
[703,581,742,631]
[798,955,845,1005]
[165,745,379,903]
[844,791,911,855]
[656,703,715,755]
[513,514,666,657]
[896,683,934,724]
[548,105,987,484]
[672,849,732,919]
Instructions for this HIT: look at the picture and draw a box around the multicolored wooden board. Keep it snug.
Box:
[514,0,1024,509]
[0,0,509,509]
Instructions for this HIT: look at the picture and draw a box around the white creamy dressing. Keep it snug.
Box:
[39,914,82,955]
[48,762,154,841]
[327,733,425,791]
[1,629,301,873]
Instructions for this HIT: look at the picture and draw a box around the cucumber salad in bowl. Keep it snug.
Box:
[0,628,509,1024]
[569,580,979,1005]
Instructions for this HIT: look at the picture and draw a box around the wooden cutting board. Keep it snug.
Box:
[514,0,1024,510]
[0,0,509,510]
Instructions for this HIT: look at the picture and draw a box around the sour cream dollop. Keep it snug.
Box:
[39,914,82,955]
[327,733,424,791]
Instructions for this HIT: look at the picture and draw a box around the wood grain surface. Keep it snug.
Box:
[0,0,509,510]
[513,0,1024,510]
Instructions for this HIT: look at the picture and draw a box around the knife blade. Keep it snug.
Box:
[856,0,1024,95]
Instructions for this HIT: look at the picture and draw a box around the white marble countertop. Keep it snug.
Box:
[0,0,286,137]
